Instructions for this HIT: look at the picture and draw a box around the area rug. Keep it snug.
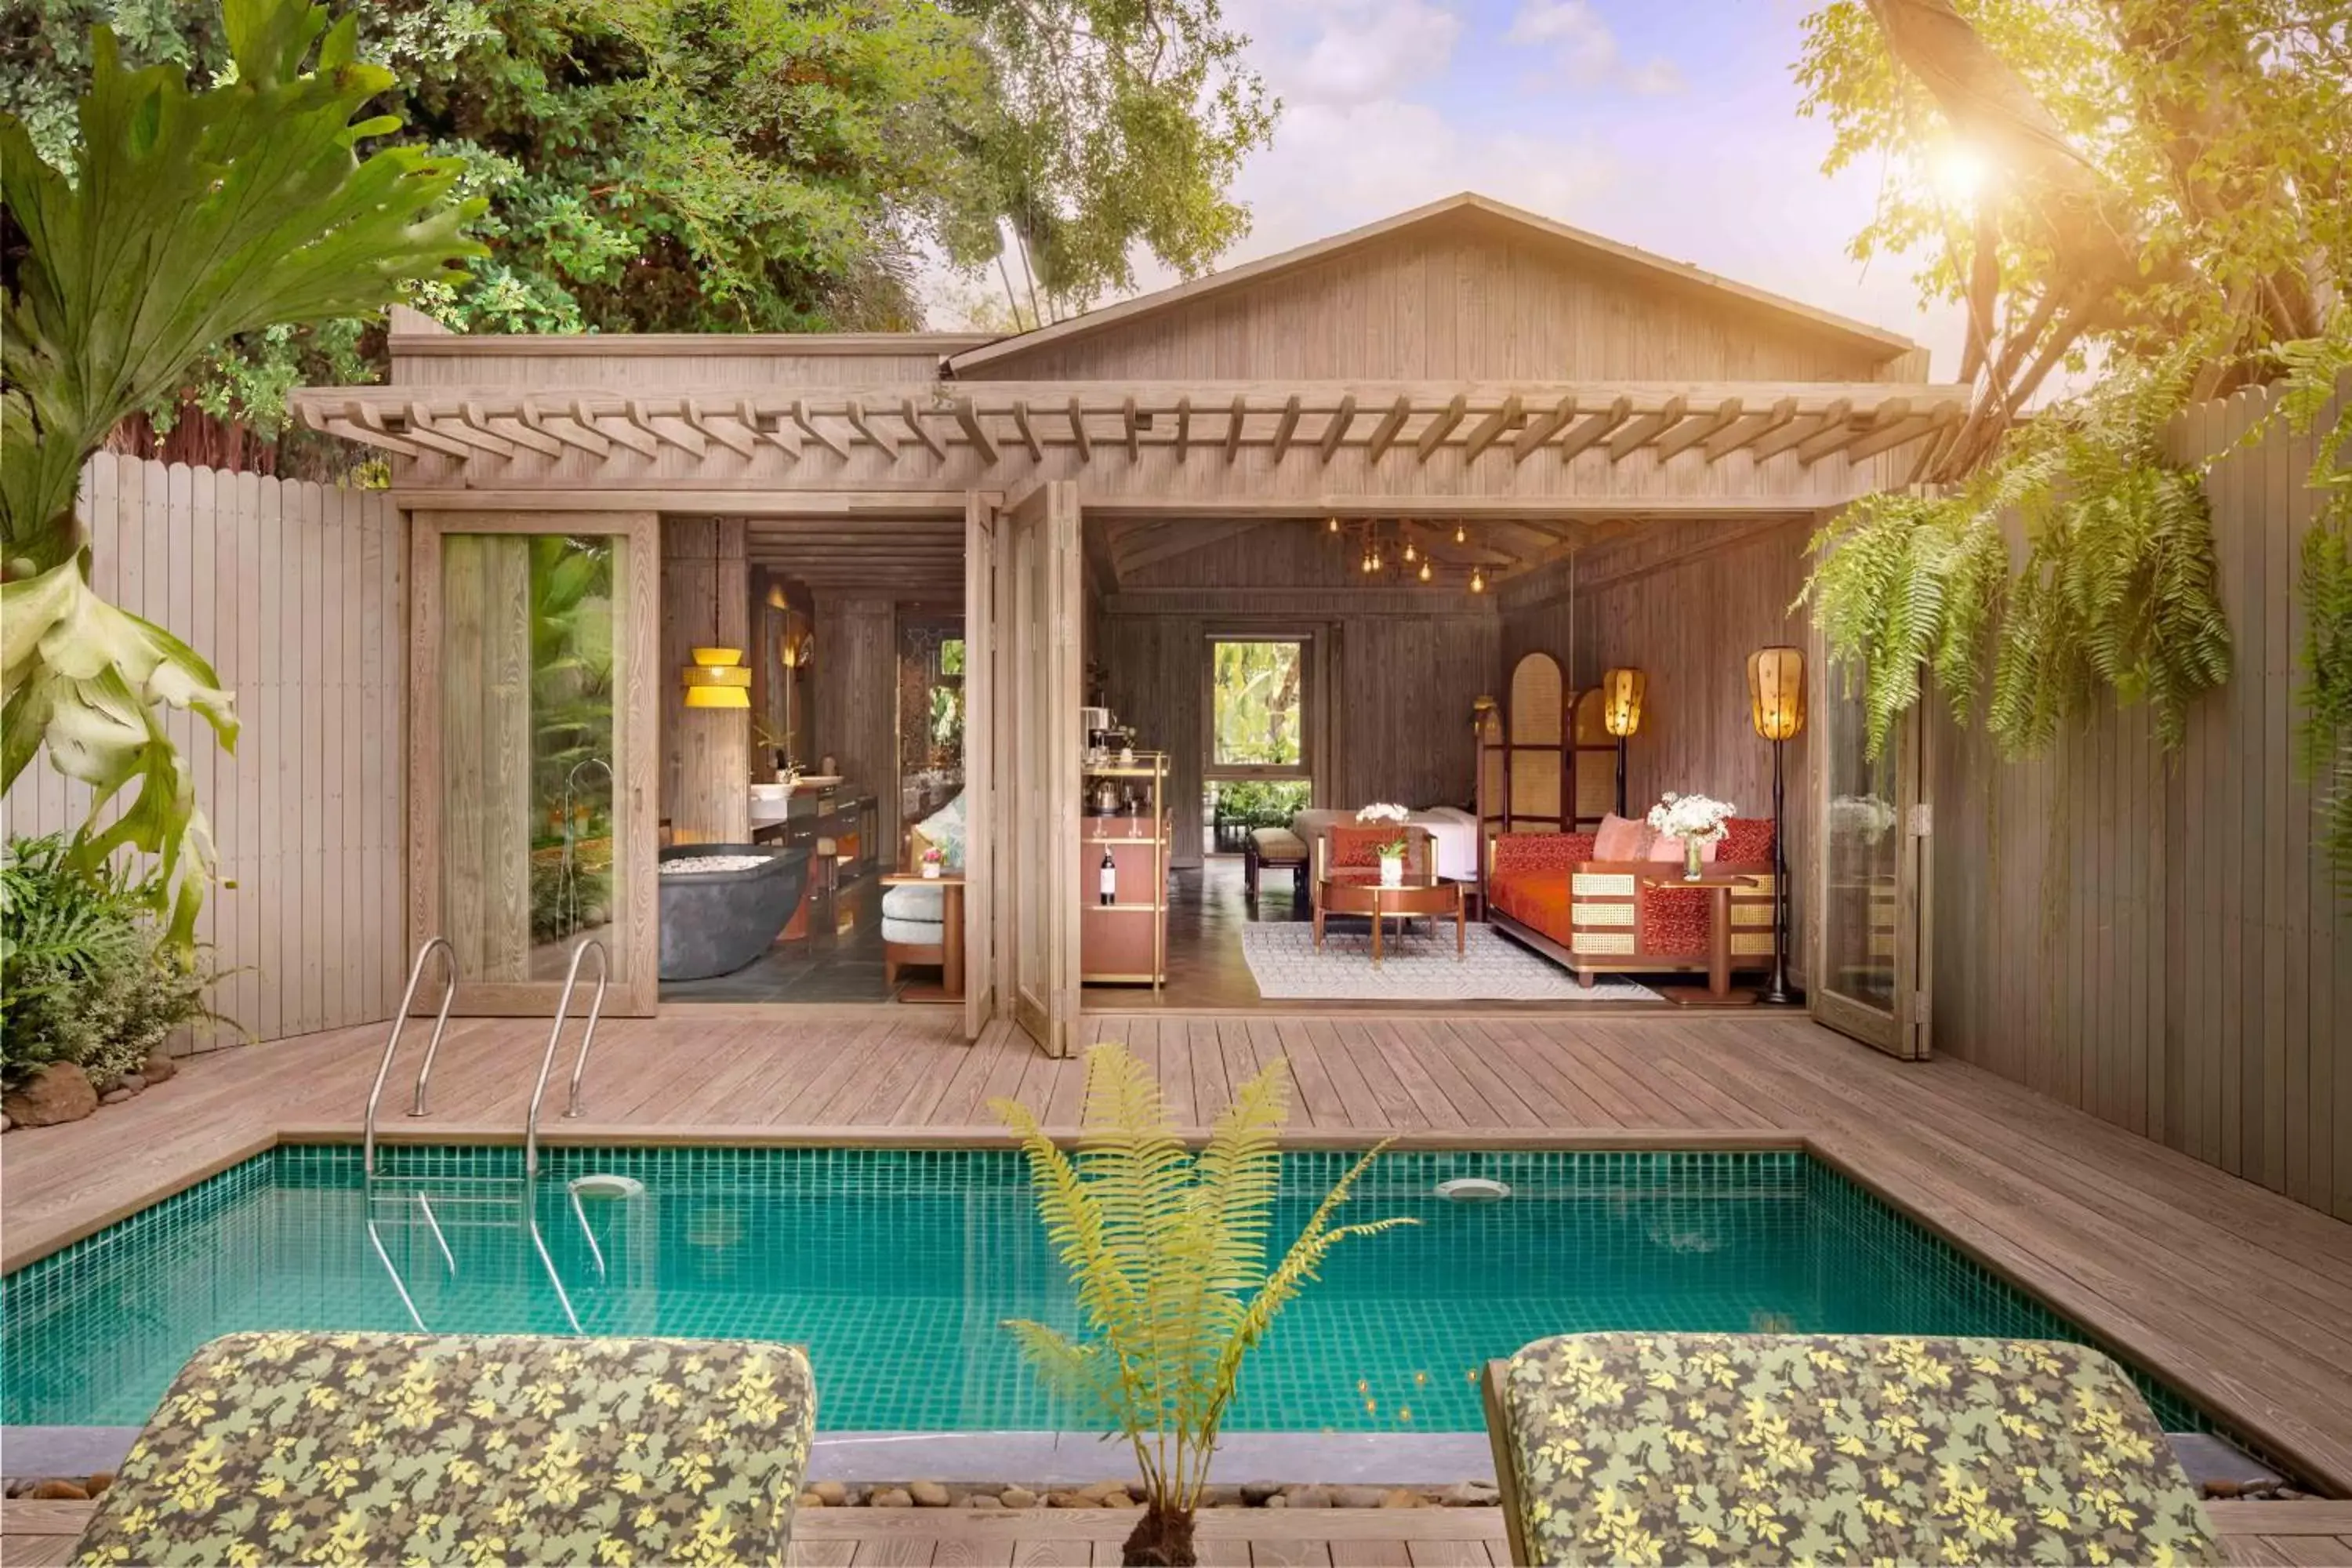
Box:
[1239,922,1661,1002]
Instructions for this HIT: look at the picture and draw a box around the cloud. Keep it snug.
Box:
[1504,0,1685,94]
[1289,0,1463,105]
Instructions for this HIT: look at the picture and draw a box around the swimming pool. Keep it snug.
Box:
[2,1144,2227,1437]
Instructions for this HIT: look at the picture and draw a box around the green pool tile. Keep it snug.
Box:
[0,1143,2272,1472]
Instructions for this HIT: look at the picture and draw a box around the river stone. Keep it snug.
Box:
[1439,1482,1500,1508]
[1334,1486,1387,1509]
[28,1480,89,1501]
[1381,1490,1425,1508]
[810,1481,850,1506]
[86,1472,114,1496]
[1240,1483,1283,1506]
[909,1481,951,1507]
[3,1063,97,1127]
[1284,1486,1333,1508]
[1,1112,13,1133]
[999,1486,1038,1509]
[117,1073,146,1094]
[967,1494,1004,1509]
[869,1488,913,1508]
[100,1088,136,1105]
[141,1052,178,1083]
[797,1492,825,1508]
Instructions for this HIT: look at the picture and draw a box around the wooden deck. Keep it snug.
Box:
[5,1009,2352,1497]
[8,1499,2350,1566]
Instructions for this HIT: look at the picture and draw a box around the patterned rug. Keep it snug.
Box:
[1239,921,1661,1001]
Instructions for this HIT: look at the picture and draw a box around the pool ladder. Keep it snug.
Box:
[362,935,612,1331]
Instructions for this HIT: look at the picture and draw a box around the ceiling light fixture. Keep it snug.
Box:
[1417,558,1432,583]
[1469,565,1486,594]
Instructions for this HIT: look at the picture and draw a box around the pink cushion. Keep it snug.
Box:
[1592,813,1650,861]
[1647,832,1717,864]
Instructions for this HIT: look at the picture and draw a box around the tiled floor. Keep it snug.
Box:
[661,875,906,1004]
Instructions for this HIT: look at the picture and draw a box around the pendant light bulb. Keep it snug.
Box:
[1417,558,1432,583]
[1470,565,1486,594]
[1327,515,1341,535]
[1404,539,1417,562]
[1453,521,1468,546]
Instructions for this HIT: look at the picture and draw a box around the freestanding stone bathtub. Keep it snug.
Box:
[657,844,811,980]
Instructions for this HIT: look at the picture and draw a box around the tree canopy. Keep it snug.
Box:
[1,0,1276,445]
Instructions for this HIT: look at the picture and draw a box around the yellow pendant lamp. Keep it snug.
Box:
[682,645,751,708]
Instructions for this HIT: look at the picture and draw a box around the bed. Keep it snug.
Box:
[1289,805,1481,882]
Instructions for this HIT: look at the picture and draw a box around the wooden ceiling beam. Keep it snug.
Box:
[1067,397,1092,461]
[1511,394,1578,463]
[1414,394,1468,463]
[1750,397,1849,462]
[750,397,800,459]
[900,397,946,461]
[1605,395,1686,462]
[1318,394,1356,464]
[1174,396,1192,460]
[952,397,996,464]
[1796,397,1899,464]
[1840,400,1964,463]
[844,399,898,458]
[792,399,850,461]
[1009,400,1042,462]
[1122,396,1141,461]
[1364,395,1412,463]
[1650,397,1742,463]
[1224,394,1246,464]
[683,399,757,459]
[1461,394,1523,463]
[1556,397,1632,463]
[1271,394,1304,461]
[1703,396,1797,463]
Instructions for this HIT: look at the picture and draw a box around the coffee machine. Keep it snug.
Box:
[1081,706,1117,759]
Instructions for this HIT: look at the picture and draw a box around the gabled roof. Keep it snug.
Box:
[944,192,1919,376]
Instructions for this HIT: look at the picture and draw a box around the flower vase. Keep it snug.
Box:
[1683,839,1704,881]
[1379,854,1405,888]
[922,863,941,880]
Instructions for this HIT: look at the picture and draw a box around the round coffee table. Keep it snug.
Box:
[1314,869,1465,965]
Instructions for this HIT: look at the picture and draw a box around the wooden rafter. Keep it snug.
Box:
[297,379,1966,476]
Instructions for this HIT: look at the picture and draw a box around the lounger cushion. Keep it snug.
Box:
[73,1330,815,1568]
[883,882,946,923]
[1250,826,1307,862]
[1494,1332,2217,1567]
[882,915,946,946]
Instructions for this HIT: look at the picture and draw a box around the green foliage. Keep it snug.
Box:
[1,833,227,1087]
[4,0,1276,433]
[1210,779,1312,829]
[993,1044,1411,1532]
[1795,0,2350,364]
[1210,641,1304,769]
[1,0,482,943]
[2276,329,2352,889]
[1802,354,2231,760]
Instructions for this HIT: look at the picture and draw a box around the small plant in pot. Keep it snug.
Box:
[994,1045,1412,1567]
[1354,802,1412,887]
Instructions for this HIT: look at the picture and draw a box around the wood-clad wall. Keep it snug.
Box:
[976,213,1904,383]
[1503,517,1820,982]
[811,595,902,857]
[437,535,534,980]
[0,456,406,1048]
[660,517,749,843]
[1930,379,2351,1220]
[1095,523,1500,866]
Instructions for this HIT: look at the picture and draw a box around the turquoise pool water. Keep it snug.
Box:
[2,1145,2219,1436]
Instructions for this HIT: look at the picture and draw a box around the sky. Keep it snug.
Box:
[926,0,1968,378]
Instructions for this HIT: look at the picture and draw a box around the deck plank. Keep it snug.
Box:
[6,1011,2352,1494]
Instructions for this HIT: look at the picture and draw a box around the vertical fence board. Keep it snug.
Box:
[1930,376,2352,1221]
[2,455,404,1050]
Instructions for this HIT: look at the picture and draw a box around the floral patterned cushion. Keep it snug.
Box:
[1490,833,1597,875]
[1492,1332,2217,1568]
[73,1331,815,1568]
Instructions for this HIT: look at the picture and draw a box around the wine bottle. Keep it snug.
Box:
[1099,848,1117,906]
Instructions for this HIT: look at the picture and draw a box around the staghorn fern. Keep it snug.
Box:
[994,1045,1412,1566]
[1801,349,2231,762]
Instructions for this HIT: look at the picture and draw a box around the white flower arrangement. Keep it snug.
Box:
[1355,802,1412,857]
[1646,791,1736,844]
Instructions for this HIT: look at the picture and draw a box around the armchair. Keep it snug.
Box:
[1484,818,1777,986]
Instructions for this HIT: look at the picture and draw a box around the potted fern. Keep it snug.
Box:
[994,1046,1413,1566]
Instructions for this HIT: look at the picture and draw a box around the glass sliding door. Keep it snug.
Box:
[1810,662,1930,1058]
[411,511,659,1014]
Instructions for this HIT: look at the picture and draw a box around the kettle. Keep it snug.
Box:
[1090,778,1124,815]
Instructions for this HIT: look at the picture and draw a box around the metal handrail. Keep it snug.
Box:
[364,938,459,1176]
[524,938,608,1178]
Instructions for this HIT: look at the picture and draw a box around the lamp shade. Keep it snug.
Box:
[1599,667,1645,738]
[683,646,751,709]
[1748,645,1806,741]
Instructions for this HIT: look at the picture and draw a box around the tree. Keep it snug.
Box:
[2,0,1277,454]
[1,0,483,938]
[1794,0,2352,880]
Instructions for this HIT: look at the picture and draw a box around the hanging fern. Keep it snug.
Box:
[1802,350,2232,761]
[2275,331,2352,891]
[1798,492,2006,758]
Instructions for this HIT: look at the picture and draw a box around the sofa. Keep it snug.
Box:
[1486,816,1777,986]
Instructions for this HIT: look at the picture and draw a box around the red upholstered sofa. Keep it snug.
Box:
[1485,818,1777,986]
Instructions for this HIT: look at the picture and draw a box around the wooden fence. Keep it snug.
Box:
[1,455,407,1050]
[1929,377,2351,1221]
